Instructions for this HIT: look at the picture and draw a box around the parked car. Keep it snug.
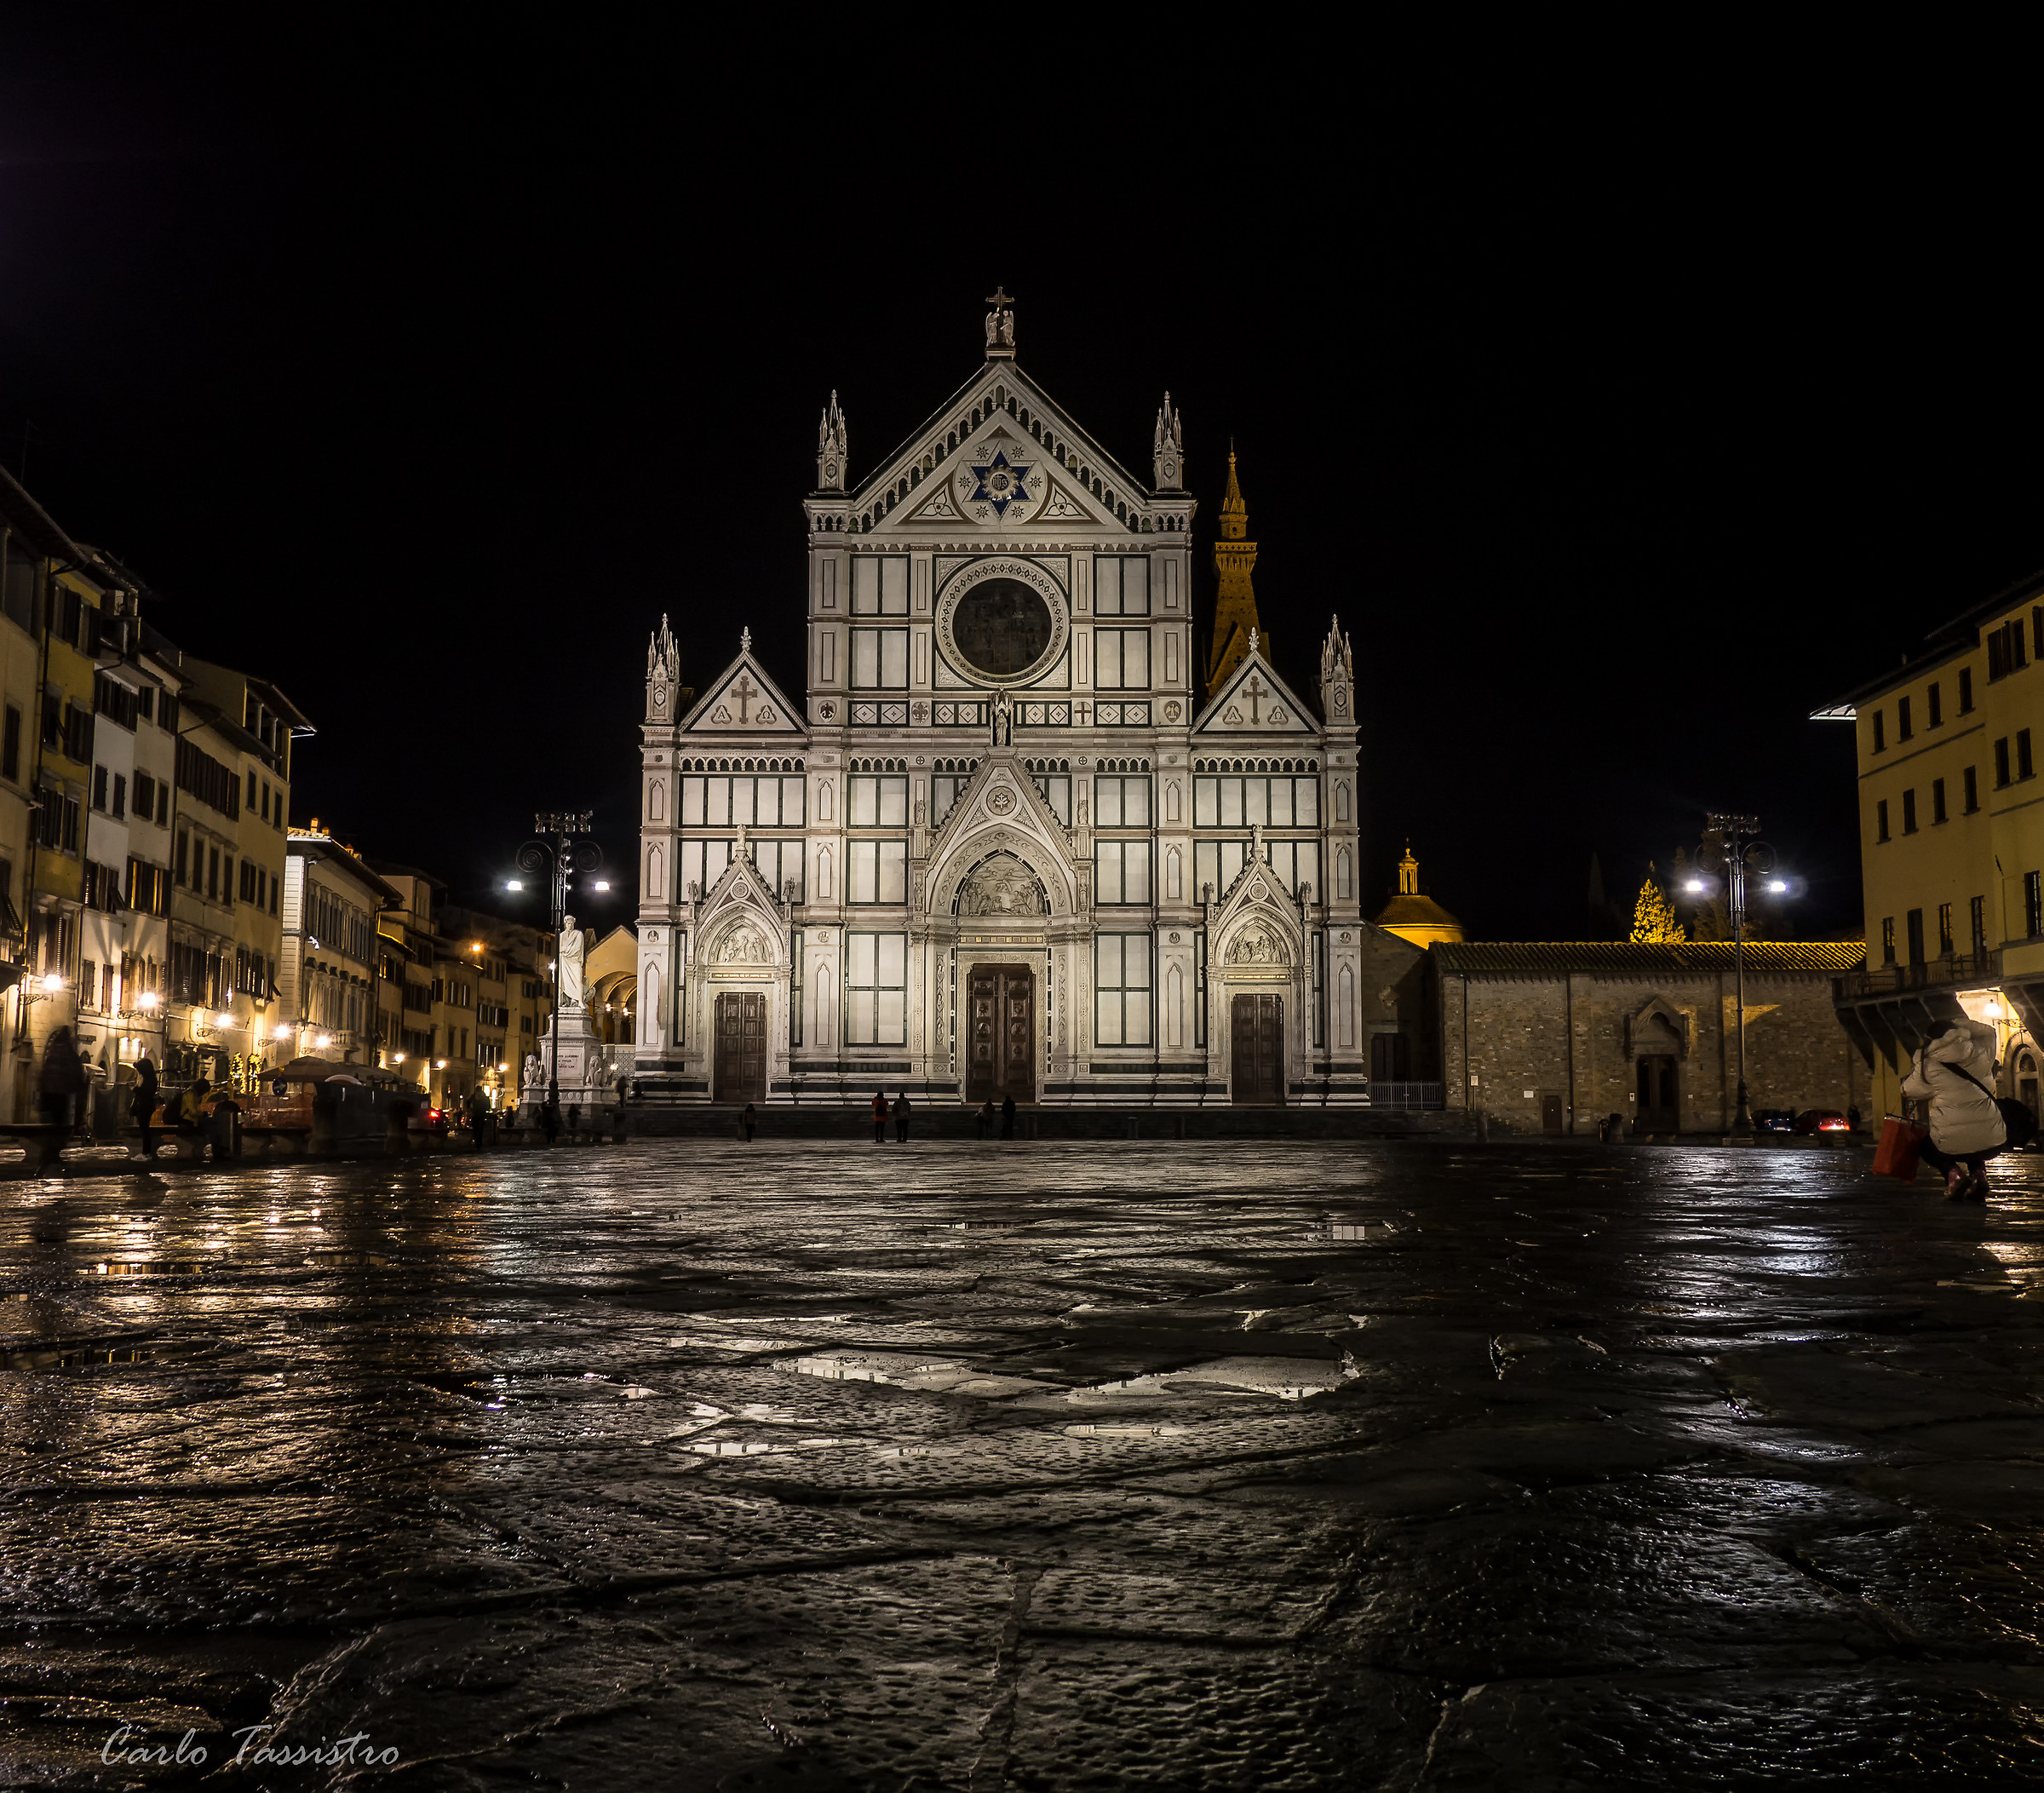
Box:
[1754,1108,1796,1134]
[408,1102,451,1137]
[1794,1109,1851,1135]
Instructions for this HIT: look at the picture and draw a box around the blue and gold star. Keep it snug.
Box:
[967,449,1032,518]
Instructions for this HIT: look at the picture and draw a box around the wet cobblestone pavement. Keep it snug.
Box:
[2,1139,2042,1789]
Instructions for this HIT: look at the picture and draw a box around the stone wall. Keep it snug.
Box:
[1436,964,1869,1135]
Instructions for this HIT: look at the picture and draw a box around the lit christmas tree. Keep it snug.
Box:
[1630,865,1686,943]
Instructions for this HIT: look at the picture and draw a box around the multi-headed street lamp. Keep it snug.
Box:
[511,812,602,1109]
[1685,813,1798,1139]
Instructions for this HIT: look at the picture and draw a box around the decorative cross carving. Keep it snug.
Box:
[731,675,758,722]
[1244,675,1266,722]
[1074,700,1092,725]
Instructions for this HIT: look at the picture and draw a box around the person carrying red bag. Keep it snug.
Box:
[1902,1019,2007,1202]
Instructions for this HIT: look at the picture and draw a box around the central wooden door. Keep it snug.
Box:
[966,964,1035,1104]
[714,991,766,1104]
[1231,993,1283,1105]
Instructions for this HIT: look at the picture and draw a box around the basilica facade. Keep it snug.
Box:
[633,296,1368,1106]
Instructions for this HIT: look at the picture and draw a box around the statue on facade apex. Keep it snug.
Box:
[985,311,1000,348]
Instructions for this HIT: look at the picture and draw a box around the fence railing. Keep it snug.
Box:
[1368,1081,1445,1111]
[1835,950,2000,1001]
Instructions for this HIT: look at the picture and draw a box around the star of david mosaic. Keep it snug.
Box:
[966,448,1032,518]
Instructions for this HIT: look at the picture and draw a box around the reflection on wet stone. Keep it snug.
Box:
[1,1140,2041,1785]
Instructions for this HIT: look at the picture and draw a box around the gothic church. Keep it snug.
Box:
[634,296,1366,1106]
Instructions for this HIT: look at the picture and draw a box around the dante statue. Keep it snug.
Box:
[558,915,588,1010]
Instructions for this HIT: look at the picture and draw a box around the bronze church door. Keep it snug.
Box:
[1231,993,1283,1105]
[967,965,1035,1105]
[714,992,766,1105]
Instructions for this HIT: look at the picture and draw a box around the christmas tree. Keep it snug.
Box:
[1631,864,1686,943]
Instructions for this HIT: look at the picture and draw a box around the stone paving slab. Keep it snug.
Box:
[0,1139,2039,1787]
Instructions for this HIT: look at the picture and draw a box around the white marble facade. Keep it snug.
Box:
[634,301,1366,1106]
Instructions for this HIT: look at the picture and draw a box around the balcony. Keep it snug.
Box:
[1834,950,2000,1002]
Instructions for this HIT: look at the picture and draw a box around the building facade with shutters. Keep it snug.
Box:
[631,298,1371,1107]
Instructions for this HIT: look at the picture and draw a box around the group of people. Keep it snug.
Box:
[858,1089,1019,1142]
[32,1029,229,1161]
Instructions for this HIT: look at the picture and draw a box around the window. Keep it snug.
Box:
[1881,917,1896,963]
[175,831,189,886]
[1928,681,1943,727]
[60,794,78,853]
[845,933,905,1044]
[92,764,106,811]
[2022,729,2035,780]
[680,774,806,827]
[2029,871,2043,940]
[207,846,220,901]
[1031,773,1071,824]
[175,737,240,818]
[1094,629,1151,688]
[261,781,270,822]
[1194,776,1319,827]
[932,773,972,825]
[1875,799,1890,842]
[1193,931,1208,1048]
[1194,840,1250,901]
[2,704,18,782]
[2034,606,2043,660]
[1961,667,1975,713]
[1906,908,1925,965]
[847,839,907,903]
[157,784,169,826]
[1938,901,1954,955]
[1902,789,1917,833]
[1898,695,1913,740]
[789,931,803,1047]
[1095,840,1151,904]
[1965,766,1979,813]
[850,556,909,615]
[1871,710,1886,752]
[1996,738,2012,788]
[1989,617,2030,679]
[1094,934,1151,1046]
[1094,556,1150,616]
[748,837,805,902]
[1094,777,1151,825]
[1262,839,1322,899]
[111,773,124,819]
[851,628,909,687]
[847,775,908,826]
[1972,894,1988,955]
[1932,777,1948,824]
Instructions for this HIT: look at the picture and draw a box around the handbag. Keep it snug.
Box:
[1948,1061,2038,1151]
[1873,1115,1926,1180]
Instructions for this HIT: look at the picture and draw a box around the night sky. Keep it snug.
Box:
[3,23,2038,943]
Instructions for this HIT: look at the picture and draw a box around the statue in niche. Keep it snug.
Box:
[960,857,1047,917]
[992,689,1013,746]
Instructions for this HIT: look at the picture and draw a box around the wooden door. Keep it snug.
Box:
[1542,1095,1564,1135]
[714,991,766,1104]
[1636,1055,1679,1132]
[967,965,1035,1105]
[1231,993,1283,1105]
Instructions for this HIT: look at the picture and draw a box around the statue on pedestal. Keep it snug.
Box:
[558,916,588,1011]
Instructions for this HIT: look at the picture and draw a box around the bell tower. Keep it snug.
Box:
[1204,446,1262,699]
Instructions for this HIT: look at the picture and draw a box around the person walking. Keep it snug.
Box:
[975,1099,994,1140]
[741,1101,757,1142]
[872,1089,887,1143]
[540,1097,561,1146]
[893,1090,911,1143]
[38,1027,84,1136]
[1000,1092,1016,1139]
[465,1087,491,1149]
[131,1054,160,1162]
[1903,1017,2007,1199]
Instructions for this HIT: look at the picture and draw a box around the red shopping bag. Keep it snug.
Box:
[1872,1116,1926,1180]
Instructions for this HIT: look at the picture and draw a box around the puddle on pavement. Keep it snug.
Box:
[1,1344,155,1371]
[84,1260,216,1279]
[1317,1218,1397,1242]
[1074,1354,1360,1403]
[790,1349,1054,1398]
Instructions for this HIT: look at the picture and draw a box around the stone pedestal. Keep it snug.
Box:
[518,1006,608,1123]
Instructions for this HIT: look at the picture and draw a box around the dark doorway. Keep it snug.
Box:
[1231,993,1284,1105]
[1542,1095,1564,1135]
[1907,908,1926,968]
[1369,1032,1410,1082]
[1636,1055,1679,1133]
[714,991,766,1104]
[966,964,1035,1104]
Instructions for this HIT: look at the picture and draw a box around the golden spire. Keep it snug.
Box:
[1205,442,1264,699]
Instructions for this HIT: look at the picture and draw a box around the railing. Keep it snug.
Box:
[1368,1081,1445,1111]
[1835,950,2000,1001]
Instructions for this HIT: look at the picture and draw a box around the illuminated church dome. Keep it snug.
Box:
[1375,846,1465,948]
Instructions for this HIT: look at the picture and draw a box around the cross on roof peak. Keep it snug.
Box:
[985,286,1014,307]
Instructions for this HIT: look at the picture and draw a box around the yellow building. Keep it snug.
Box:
[1820,575,2044,1118]
[1374,846,1466,949]
[1203,448,1263,700]
[439,904,558,1110]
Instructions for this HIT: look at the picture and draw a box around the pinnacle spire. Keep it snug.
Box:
[1205,445,1263,700]
[1219,444,1248,540]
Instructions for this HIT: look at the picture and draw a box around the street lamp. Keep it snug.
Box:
[515,811,601,1112]
[1703,812,1779,1140]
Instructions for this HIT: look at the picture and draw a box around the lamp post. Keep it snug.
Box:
[1699,812,1775,1140]
[514,812,600,1109]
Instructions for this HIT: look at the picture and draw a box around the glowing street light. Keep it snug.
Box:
[39,974,61,993]
[273,1024,291,1040]
[135,991,158,1011]
[216,1012,233,1029]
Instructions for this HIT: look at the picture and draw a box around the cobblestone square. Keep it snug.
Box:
[3,1139,2041,1788]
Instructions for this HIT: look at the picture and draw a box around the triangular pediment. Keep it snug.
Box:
[1209,844,1306,966]
[847,361,1190,542]
[678,646,803,735]
[922,751,1081,917]
[1191,650,1318,737]
[695,850,787,965]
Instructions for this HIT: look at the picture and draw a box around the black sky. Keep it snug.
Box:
[1,21,2038,942]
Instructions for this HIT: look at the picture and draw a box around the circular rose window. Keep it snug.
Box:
[950,578,1054,677]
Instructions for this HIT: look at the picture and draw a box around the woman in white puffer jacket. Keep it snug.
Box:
[1901,1018,2005,1200]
